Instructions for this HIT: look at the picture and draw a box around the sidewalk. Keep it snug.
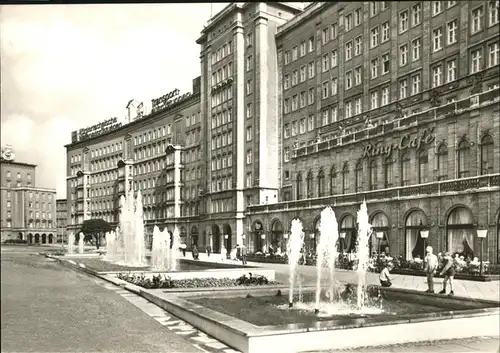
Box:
[184,251,500,302]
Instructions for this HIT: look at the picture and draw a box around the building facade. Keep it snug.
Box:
[56,198,67,243]
[1,146,57,243]
[65,78,203,247]
[247,1,500,263]
[64,1,500,263]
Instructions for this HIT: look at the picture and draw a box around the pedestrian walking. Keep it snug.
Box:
[240,243,248,265]
[206,244,211,257]
[439,251,455,295]
[423,246,438,293]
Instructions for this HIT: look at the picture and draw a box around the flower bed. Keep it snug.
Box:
[116,272,278,289]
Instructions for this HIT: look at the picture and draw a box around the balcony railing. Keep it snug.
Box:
[247,173,500,214]
[292,88,499,160]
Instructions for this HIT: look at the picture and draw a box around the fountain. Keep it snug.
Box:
[287,218,305,307]
[78,232,84,254]
[170,226,181,271]
[314,206,339,313]
[67,232,75,254]
[355,200,372,309]
[104,231,118,262]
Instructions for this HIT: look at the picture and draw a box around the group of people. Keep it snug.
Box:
[189,243,248,265]
[379,246,456,295]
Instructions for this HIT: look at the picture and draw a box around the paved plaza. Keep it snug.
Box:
[1,245,499,353]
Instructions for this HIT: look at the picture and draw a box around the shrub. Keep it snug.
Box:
[3,239,28,244]
[116,272,276,289]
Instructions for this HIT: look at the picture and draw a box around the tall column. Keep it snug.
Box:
[256,8,269,189]
[234,15,246,219]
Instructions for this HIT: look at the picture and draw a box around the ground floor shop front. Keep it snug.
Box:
[246,181,500,264]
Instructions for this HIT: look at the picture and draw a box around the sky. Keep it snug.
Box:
[0,3,229,198]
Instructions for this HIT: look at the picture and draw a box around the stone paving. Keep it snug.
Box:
[100,280,242,353]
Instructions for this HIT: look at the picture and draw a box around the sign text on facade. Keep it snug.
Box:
[362,127,435,158]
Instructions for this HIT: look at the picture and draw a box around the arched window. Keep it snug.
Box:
[369,160,378,190]
[447,207,474,259]
[384,157,393,188]
[480,135,494,175]
[306,171,314,198]
[329,166,337,195]
[418,150,428,184]
[457,139,470,178]
[317,169,325,197]
[355,161,363,192]
[401,152,411,186]
[296,173,303,200]
[437,144,448,181]
[342,163,349,194]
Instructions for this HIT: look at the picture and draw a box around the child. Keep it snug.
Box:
[439,251,455,295]
[379,262,394,287]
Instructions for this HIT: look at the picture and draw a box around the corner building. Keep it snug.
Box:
[247,1,500,263]
[196,3,302,252]
[1,151,57,244]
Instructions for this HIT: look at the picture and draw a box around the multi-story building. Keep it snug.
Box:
[247,1,500,263]
[196,2,303,253]
[65,78,202,247]
[64,1,500,263]
[56,198,67,243]
[1,145,57,243]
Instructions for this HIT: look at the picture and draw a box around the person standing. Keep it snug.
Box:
[206,244,211,258]
[423,246,438,293]
[439,251,455,295]
[192,245,199,260]
[240,243,248,265]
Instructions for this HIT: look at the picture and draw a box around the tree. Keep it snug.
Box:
[79,219,112,250]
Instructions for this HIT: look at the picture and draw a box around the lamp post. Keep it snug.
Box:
[339,232,346,255]
[224,234,229,258]
[376,231,384,262]
[420,229,429,258]
[309,233,315,253]
[477,229,488,277]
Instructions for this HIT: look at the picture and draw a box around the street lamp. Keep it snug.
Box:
[420,229,429,258]
[376,231,384,261]
[340,232,346,255]
[477,228,488,277]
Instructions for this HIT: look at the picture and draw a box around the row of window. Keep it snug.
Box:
[211,109,233,129]
[212,62,233,87]
[4,192,52,201]
[4,171,32,180]
[211,153,233,171]
[210,176,233,193]
[90,154,123,172]
[89,142,124,160]
[211,198,233,213]
[211,41,233,65]
[292,135,495,199]
[284,49,498,125]
[3,180,31,188]
[211,130,233,150]
[210,86,233,107]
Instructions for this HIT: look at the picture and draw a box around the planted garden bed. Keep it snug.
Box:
[116,272,279,289]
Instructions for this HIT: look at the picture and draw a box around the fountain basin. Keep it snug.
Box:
[134,285,499,353]
[50,255,275,281]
